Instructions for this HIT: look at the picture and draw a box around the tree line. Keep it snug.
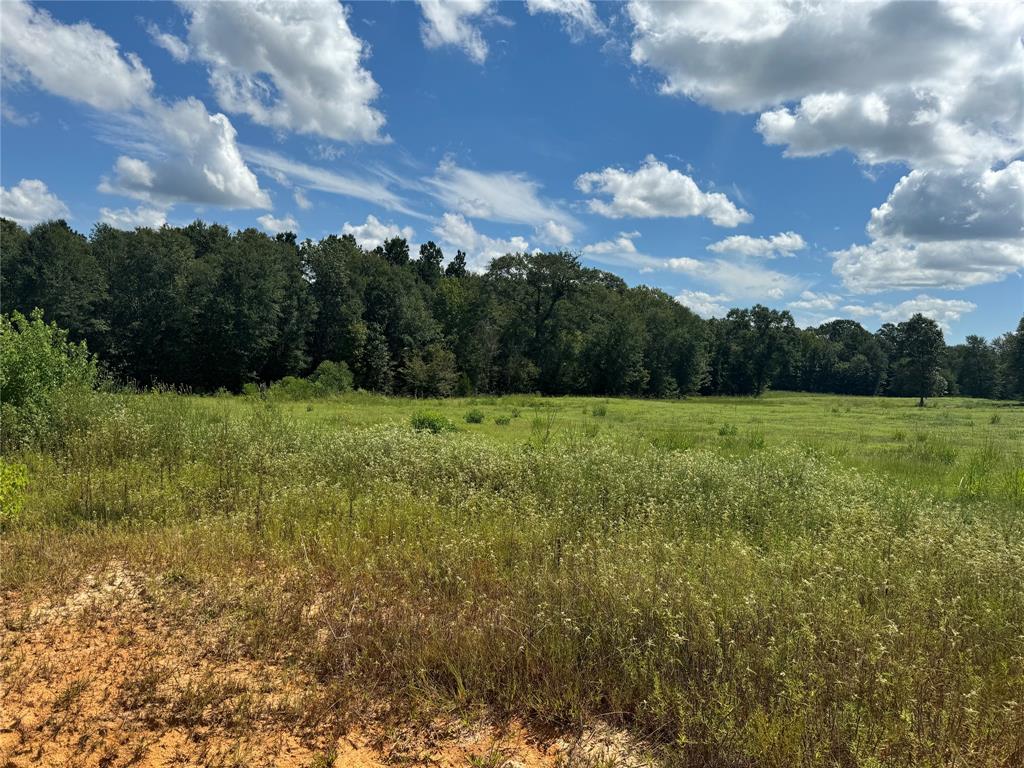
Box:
[3,217,1022,400]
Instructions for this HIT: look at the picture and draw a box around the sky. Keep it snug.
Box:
[1,0,1021,342]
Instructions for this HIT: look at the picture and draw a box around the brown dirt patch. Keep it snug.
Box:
[0,567,651,767]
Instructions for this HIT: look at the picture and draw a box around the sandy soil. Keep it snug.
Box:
[0,568,650,768]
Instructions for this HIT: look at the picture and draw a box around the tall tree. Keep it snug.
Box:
[894,314,945,406]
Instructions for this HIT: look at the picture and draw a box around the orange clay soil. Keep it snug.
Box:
[0,567,650,768]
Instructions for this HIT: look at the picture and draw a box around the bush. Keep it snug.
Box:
[309,360,353,395]
[410,411,456,434]
[591,403,608,417]
[0,309,98,448]
[0,458,28,525]
[718,422,738,437]
[494,415,511,426]
[464,408,485,424]
[267,375,316,401]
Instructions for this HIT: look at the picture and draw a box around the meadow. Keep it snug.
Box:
[2,390,1023,766]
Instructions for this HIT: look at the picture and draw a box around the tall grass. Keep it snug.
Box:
[3,393,1023,766]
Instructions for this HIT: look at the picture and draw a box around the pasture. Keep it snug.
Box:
[2,391,1023,766]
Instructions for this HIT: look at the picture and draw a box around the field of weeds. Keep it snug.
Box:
[2,391,1023,767]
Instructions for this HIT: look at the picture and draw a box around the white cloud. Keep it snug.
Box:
[667,256,802,300]
[868,162,1023,242]
[433,212,529,272]
[832,239,1024,294]
[580,231,663,271]
[417,0,496,64]
[99,98,271,209]
[675,289,731,318]
[627,0,1024,170]
[425,157,577,230]
[1,104,37,126]
[757,88,1020,170]
[0,179,69,226]
[244,146,418,216]
[1,1,270,212]
[787,290,843,312]
[707,231,806,258]
[526,0,603,41]
[98,204,166,229]
[535,219,574,248]
[183,0,386,143]
[1,0,154,111]
[842,294,977,331]
[834,162,1024,293]
[576,155,751,226]
[293,189,312,210]
[257,213,298,235]
[146,23,189,62]
[342,214,415,249]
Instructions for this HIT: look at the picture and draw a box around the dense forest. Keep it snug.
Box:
[2,217,1022,400]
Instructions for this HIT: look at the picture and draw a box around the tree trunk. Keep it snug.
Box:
[918,395,925,407]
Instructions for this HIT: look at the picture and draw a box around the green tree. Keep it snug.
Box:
[894,314,945,406]
[953,335,997,398]
[4,219,109,347]
[445,250,468,278]
[416,241,444,286]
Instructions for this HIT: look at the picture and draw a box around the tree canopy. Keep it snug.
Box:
[3,217,1021,400]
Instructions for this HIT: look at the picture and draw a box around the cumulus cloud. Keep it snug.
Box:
[99,98,271,209]
[2,1,271,211]
[842,294,977,331]
[787,290,843,312]
[256,213,298,235]
[526,0,603,41]
[98,204,167,229]
[707,231,806,258]
[417,0,495,64]
[576,155,751,226]
[1,0,154,111]
[868,162,1023,242]
[425,157,577,230]
[675,289,731,319]
[433,212,529,272]
[535,219,574,248]
[183,0,386,142]
[342,214,415,249]
[833,162,1024,292]
[0,179,69,226]
[627,0,1023,170]
[579,231,662,271]
[832,239,1024,294]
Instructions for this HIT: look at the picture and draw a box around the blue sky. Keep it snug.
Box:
[1,1,1021,341]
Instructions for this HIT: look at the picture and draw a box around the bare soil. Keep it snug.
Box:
[0,567,650,768]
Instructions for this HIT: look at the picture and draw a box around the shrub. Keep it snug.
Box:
[267,375,316,401]
[0,458,28,525]
[309,360,353,395]
[410,411,456,433]
[494,415,511,426]
[464,409,485,424]
[591,403,608,417]
[0,309,98,448]
[718,422,738,437]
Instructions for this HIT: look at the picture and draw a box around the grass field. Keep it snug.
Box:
[2,391,1023,766]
